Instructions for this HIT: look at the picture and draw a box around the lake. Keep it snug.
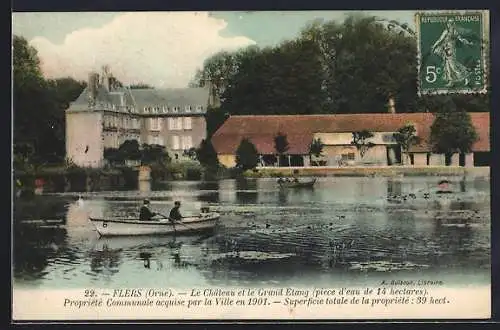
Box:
[13,176,491,289]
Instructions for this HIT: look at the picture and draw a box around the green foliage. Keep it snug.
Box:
[13,35,86,166]
[309,138,324,157]
[393,123,421,163]
[190,15,488,116]
[430,102,478,165]
[205,106,230,137]
[221,39,327,115]
[274,132,290,155]
[141,144,170,166]
[103,141,170,167]
[274,132,290,167]
[235,138,259,171]
[196,139,219,168]
[351,130,375,158]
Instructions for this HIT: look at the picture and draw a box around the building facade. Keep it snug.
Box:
[211,113,490,168]
[66,69,211,167]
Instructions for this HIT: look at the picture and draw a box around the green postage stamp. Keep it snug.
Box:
[416,11,489,95]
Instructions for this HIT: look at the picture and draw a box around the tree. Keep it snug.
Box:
[141,144,170,166]
[309,138,324,165]
[14,35,87,166]
[205,106,230,138]
[118,139,142,160]
[235,138,259,171]
[300,15,418,114]
[274,132,290,167]
[196,139,219,168]
[190,50,242,106]
[351,130,375,159]
[430,102,478,166]
[393,123,421,165]
[221,39,327,116]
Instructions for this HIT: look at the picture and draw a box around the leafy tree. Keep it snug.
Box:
[393,123,421,165]
[221,39,327,116]
[196,139,219,168]
[13,35,87,166]
[235,138,259,171]
[351,130,375,159]
[274,132,290,167]
[141,144,170,166]
[103,148,120,164]
[300,15,417,114]
[309,138,324,165]
[430,101,478,166]
[205,106,230,138]
[118,139,142,160]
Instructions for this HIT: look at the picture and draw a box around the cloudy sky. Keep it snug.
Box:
[12,11,416,88]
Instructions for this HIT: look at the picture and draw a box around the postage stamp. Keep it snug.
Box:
[12,10,491,321]
[415,11,489,95]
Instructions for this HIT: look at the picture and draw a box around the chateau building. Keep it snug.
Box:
[66,69,212,167]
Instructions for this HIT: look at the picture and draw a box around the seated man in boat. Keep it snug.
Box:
[169,201,183,222]
[139,199,158,221]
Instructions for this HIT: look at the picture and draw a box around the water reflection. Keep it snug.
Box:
[235,178,258,204]
[13,176,491,288]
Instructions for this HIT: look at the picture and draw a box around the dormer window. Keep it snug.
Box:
[196,105,203,112]
[162,106,168,113]
[153,107,159,114]
[173,106,179,113]
[185,105,192,112]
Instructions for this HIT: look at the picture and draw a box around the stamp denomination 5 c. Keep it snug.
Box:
[416,11,489,95]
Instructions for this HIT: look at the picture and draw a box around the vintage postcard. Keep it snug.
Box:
[12,10,491,321]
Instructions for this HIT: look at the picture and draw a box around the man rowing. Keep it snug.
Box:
[169,201,183,222]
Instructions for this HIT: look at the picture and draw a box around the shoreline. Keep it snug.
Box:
[244,166,490,178]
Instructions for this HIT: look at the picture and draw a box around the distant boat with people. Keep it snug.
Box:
[277,177,317,189]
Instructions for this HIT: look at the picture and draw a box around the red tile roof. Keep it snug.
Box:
[211,113,490,154]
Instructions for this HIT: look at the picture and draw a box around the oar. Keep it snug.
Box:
[158,213,195,231]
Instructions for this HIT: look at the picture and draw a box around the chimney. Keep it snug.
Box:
[388,96,396,114]
[87,72,99,105]
[102,65,111,91]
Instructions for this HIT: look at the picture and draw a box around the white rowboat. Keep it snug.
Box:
[89,213,220,237]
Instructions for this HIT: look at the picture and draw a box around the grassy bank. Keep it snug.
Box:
[242,166,490,178]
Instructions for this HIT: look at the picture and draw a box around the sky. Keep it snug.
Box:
[12,11,416,88]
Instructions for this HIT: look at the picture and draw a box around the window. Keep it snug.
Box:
[172,135,180,150]
[185,105,192,112]
[196,105,203,112]
[148,135,164,146]
[183,117,192,130]
[162,106,168,113]
[173,106,180,113]
[143,107,149,113]
[182,135,193,149]
[150,118,161,131]
[169,118,183,130]
[341,153,355,161]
